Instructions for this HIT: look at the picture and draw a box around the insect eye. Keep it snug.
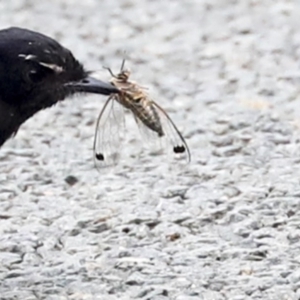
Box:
[118,75,127,81]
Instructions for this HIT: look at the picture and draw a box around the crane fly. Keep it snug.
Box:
[93,60,191,168]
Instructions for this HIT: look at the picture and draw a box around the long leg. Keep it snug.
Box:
[103,66,118,78]
[120,59,126,72]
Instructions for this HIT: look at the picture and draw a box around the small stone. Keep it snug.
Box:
[64,175,79,186]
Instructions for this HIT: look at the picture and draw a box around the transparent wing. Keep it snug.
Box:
[93,95,126,169]
[133,113,158,146]
[134,101,191,162]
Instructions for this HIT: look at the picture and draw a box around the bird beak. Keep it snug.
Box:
[65,75,119,96]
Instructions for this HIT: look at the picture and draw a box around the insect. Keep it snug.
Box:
[93,60,191,168]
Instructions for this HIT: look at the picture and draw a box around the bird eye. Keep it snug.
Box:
[26,67,50,84]
[27,70,41,83]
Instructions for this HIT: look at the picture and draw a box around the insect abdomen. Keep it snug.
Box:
[131,98,164,137]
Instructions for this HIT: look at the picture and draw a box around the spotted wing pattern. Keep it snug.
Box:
[93,95,126,169]
[93,61,191,168]
[133,100,191,162]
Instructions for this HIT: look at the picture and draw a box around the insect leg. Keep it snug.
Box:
[103,66,118,79]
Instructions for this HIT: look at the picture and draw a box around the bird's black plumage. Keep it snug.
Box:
[0,27,119,146]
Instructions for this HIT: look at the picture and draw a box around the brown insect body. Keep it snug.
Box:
[93,61,191,167]
[110,70,164,137]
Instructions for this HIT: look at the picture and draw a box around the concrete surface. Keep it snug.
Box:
[1,0,300,299]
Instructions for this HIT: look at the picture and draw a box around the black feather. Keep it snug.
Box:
[0,27,118,146]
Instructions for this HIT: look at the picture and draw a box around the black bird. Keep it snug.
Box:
[0,27,119,147]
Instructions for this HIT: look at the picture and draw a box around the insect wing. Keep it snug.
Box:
[133,100,191,162]
[133,112,160,148]
[153,102,191,162]
[93,95,126,169]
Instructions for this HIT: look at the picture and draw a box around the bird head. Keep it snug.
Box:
[0,27,118,117]
[0,27,119,146]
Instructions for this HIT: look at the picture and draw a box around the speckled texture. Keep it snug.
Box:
[1,0,300,299]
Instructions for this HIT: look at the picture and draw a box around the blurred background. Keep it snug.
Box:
[1,0,300,299]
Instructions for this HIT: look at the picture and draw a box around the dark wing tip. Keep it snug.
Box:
[95,153,105,161]
[173,145,186,154]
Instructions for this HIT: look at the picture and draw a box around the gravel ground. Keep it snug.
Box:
[1,0,300,299]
